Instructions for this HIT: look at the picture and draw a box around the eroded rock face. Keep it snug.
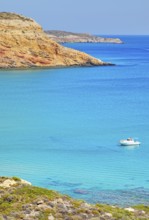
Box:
[0,12,108,69]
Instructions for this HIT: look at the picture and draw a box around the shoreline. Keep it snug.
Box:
[0,12,113,70]
[0,63,115,71]
[0,176,149,220]
[45,30,123,44]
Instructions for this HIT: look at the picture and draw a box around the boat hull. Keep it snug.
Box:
[120,140,141,146]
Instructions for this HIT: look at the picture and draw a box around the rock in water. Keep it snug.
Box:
[0,12,109,69]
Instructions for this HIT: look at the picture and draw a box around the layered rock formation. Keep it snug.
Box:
[45,30,123,44]
[0,12,109,69]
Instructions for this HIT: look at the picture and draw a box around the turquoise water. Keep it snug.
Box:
[0,36,149,206]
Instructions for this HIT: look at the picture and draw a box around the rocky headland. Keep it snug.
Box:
[0,12,111,69]
[45,31,123,44]
[0,177,149,220]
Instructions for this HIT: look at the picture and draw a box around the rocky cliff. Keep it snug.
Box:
[0,177,149,220]
[45,30,123,44]
[0,13,109,69]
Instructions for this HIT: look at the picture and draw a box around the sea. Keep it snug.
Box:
[0,35,149,207]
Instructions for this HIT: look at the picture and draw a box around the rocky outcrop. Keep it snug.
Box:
[0,177,149,220]
[0,177,31,188]
[45,30,123,44]
[0,12,110,69]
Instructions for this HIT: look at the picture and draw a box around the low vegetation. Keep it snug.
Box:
[0,12,32,21]
[0,177,149,219]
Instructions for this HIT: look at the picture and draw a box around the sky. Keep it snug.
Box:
[0,0,149,35]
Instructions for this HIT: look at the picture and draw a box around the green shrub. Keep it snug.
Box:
[12,177,21,182]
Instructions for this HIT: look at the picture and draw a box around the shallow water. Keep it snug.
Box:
[0,36,149,206]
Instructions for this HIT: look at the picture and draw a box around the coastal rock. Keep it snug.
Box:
[48,215,55,220]
[20,179,32,185]
[45,30,123,44]
[0,12,109,69]
[124,207,135,212]
[104,212,113,217]
[0,177,149,220]
[0,177,31,188]
[0,179,16,188]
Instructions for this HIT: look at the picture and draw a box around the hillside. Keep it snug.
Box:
[45,30,123,44]
[0,177,149,220]
[0,12,110,69]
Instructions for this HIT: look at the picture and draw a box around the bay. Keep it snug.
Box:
[0,36,149,206]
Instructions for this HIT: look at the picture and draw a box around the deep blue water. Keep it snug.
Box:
[0,36,149,206]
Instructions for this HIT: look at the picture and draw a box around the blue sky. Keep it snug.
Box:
[0,0,149,34]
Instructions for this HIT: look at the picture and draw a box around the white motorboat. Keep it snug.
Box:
[120,138,141,146]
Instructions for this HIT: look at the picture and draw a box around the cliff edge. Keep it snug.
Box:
[0,12,109,69]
